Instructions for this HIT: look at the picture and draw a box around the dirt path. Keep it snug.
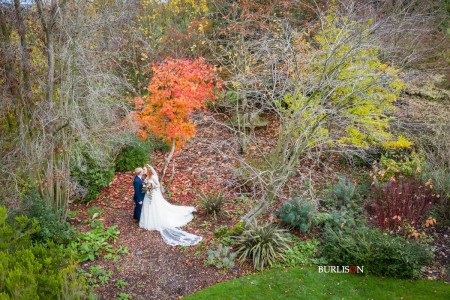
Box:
[71,113,246,299]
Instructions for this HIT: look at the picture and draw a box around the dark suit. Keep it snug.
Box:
[133,176,145,221]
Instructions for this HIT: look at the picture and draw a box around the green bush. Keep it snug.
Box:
[312,212,333,227]
[324,176,362,210]
[79,265,113,288]
[24,194,77,245]
[211,222,246,246]
[277,238,327,267]
[277,197,315,232]
[375,152,425,181]
[325,208,359,229]
[0,206,88,299]
[72,157,115,203]
[423,163,450,224]
[114,138,154,172]
[321,224,432,279]
[225,221,245,237]
[70,221,127,262]
[318,176,366,229]
[233,221,291,270]
[312,208,358,227]
[213,225,229,238]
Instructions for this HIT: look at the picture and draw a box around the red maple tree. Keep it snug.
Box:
[132,57,222,181]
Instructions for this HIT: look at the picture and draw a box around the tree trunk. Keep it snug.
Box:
[242,182,279,224]
[46,30,55,104]
[1,9,17,132]
[160,138,176,193]
[13,0,32,98]
[36,0,56,104]
[35,0,71,214]
[242,198,270,224]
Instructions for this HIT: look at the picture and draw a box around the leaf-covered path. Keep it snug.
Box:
[70,113,247,299]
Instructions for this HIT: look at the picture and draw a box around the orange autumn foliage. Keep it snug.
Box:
[133,58,222,149]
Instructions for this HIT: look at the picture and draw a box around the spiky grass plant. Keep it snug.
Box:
[199,191,226,218]
[233,221,291,270]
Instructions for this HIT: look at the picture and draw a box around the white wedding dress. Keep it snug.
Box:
[139,166,202,246]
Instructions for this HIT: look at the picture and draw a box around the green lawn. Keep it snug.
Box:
[184,267,450,300]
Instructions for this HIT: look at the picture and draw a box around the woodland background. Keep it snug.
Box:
[0,0,449,299]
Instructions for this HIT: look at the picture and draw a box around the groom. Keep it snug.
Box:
[133,167,146,222]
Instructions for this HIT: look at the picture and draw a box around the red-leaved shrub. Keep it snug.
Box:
[366,177,436,230]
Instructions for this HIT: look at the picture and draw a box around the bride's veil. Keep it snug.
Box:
[160,228,202,246]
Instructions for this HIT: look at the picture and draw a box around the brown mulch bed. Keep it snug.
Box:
[423,226,450,282]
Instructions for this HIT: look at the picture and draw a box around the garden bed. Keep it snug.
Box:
[69,111,449,299]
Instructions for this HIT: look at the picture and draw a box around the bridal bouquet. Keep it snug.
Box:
[142,179,156,204]
[142,180,155,193]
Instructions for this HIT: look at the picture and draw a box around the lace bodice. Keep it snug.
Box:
[146,165,160,187]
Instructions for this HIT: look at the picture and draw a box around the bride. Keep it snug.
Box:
[139,165,202,246]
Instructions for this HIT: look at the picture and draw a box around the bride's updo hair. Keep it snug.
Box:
[135,167,143,176]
